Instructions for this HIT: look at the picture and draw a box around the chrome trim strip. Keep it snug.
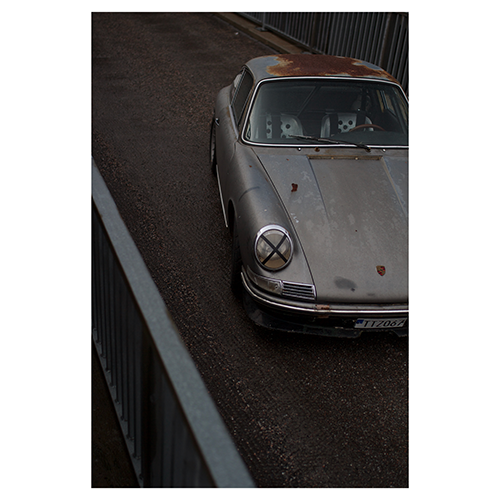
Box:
[215,164,228,228]
[245,142,408,150]
[242,271,408,315]
[307,154,383,160]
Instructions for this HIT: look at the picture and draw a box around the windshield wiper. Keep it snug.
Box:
[290,134,371,152]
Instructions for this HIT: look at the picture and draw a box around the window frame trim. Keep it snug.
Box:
[240,75,408,149]
[230,67,254,128]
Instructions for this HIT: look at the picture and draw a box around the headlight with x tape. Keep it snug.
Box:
[254,225,293,271]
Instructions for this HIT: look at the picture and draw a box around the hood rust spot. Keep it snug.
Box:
[266,54,398,84]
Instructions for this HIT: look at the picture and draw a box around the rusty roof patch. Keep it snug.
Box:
[263,54,399,84]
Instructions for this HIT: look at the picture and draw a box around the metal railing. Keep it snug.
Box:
[92,159,254,487]
[241,12,408,94]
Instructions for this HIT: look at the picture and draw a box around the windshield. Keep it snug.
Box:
[243,78,408,147]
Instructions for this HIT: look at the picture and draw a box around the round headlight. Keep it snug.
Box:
[255,225,293,271]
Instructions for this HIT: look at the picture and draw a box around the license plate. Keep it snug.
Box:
[355,318,407,329]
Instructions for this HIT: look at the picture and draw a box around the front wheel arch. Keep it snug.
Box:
[227,201,235,237]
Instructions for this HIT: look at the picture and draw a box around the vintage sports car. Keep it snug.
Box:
[210,54,408,337]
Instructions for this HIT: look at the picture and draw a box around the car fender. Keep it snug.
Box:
[224,142,313,285]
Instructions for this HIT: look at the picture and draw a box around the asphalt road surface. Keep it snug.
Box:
[92,12,408,488]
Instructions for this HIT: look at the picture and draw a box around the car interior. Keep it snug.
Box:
[245,80,408,145]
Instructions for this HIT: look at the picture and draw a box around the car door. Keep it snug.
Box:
[217,68,254,216]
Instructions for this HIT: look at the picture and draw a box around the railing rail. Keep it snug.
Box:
[92,159,254,487]
[240,12,408,95]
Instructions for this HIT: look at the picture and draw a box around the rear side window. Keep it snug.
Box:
[231,69,253,125]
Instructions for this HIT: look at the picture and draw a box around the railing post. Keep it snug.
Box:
[379,12,397,70]
[92,158,255,488]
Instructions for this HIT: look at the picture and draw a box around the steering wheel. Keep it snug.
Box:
[349,123,385,132]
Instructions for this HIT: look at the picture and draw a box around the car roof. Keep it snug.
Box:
[245,54,400,86]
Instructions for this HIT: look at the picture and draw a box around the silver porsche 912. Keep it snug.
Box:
[210,54,408,337]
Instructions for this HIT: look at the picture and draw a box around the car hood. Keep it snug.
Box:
[255,149,408,303]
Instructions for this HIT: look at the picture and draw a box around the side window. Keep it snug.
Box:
[230,72,242,101]
[383,92,396,113]
[375,90,385,112]
[379,88,408,125]
[231,69,253,125]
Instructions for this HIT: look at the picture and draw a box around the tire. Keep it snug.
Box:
[231,223,243,297]
[209,117,217,175]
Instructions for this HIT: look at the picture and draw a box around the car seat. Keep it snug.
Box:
[320,112,373,137]
[263,113,303,139]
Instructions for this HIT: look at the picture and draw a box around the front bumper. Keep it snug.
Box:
[241,270,408,337]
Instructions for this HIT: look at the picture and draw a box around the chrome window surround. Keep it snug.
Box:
[240,76,408,149]
[231,69,254,125]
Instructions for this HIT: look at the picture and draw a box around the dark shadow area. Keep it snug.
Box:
[92,343,139,487]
